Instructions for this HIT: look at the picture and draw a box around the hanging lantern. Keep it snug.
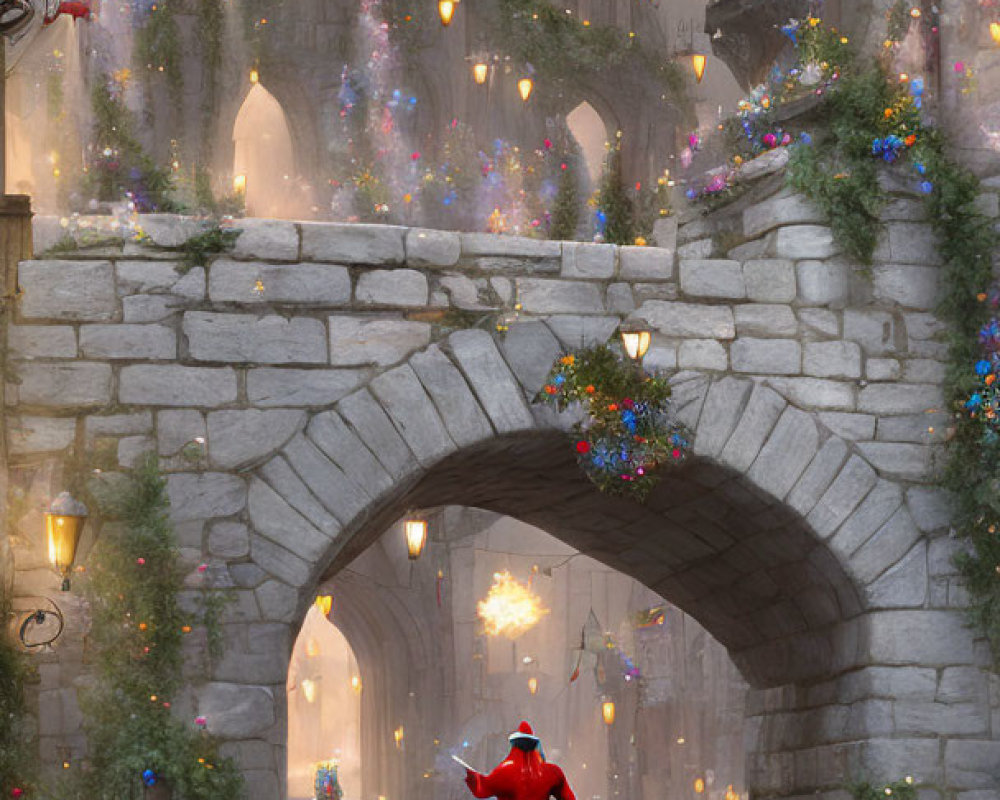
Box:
[315,594,333,618]
[351,674,362,693]
[518,77,534,101]
[619,318,652,362]
[301,678,317,704]
[692,53,707,83]
[528,677,538,695]
[233,174,247,194]
[694,778,706,794]
[438,0,455,26]
[394,726,405,749]
[405,518,428,560]
[991,21,1000,45]
[601,698,616,725]
[45,492,88,591]
[473,61,489,84]
[249,67,260,85]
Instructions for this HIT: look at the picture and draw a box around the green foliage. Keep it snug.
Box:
[134,1,183,108]
[0,585,33,797]
[848,776,918,800]
[176,226,240,272]
[886,0,913,43]
[597,146,635,245]
[549,161,581,241]
[535,345,689,499]
[86,79,178,212]
[78,456,241,799]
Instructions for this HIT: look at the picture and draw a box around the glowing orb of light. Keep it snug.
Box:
[477,570,548,638]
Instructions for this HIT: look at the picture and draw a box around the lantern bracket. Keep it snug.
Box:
[17,598,65,648]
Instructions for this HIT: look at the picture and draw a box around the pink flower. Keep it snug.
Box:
[197,563,208,573]
[410,151,421,161]
[543,138,552,149]
[195,716,207,726]
[136,557,145,565]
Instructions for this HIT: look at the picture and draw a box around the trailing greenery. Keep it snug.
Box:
[134,1,183,108]
[197,0,225,134]
[176,226,240,272]
[535,345,689,499]
[0,581,34,798]
[76,456,241,799]
[848,776,917,800]
[86,79,179,212]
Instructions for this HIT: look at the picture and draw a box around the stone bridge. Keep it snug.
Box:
[6,177,1000,799]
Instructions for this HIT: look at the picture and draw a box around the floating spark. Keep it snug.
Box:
[477,570,548,638]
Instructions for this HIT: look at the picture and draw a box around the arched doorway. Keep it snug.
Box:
[233,84,307,218]
[287,604,362,800]
[566,101,609,189]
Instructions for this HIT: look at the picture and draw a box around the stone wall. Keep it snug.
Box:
[5,161,1000,799]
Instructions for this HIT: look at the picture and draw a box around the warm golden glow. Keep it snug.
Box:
[249,68,260,85]
[477,570,548,638]
[306,637,321,657]
[620,329,651,360]
[314,595,333,617]
[438,0,455,25]
[602,699,615,725]
[528,677,538,695]
[694,778,706,794]
[404,518,428,560]
[692,53,707,83]
[351,674,362,693]
[518,77,534,101]
[45,493,87,590]
[233,174,247,194]
[301,678,317,704]
[393,726,405,749]
[991,21,1000,45]
[725,785,739,800]
[473,62,489,84]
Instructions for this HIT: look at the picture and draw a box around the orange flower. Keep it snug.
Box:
[905,134,916,147]
[544,385,557,395]
[978,293,988,302]
[986,374,996,386]
[585,385,595,394]
[608,404,618,411]
[560,355,575,366]
[884,108,894,119]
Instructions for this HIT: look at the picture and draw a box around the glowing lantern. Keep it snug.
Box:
[991,22,1000,45]
[477,570,548,638]
[315,594,333,617]
[528,677,539,695]
[404,518,428,560]
[601,699,616,725]
[473,61,489,84]
[233,174,247,194]
[249,68,259,85]
[351,674,362,693]
[518,77,534,101]
[438,0,455,26]
[620,318,652,361]
[694,778,706,794]
[45,492,88,591]
[394,726,405,749]
[692,53,707,83]
[301,678,317,704]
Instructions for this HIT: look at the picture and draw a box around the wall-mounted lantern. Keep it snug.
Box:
[404,518,428,560]
[45,492,88,591]
[601,698,615,725]
[438,0,455,26]
[619,318,652,363]
[518,77,534,102]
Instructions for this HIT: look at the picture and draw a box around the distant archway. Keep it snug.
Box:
[566,101,609,188]
[233,84,307,218]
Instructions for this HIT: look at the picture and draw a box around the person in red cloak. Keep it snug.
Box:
[43,0,91,25]
[464,722,576,800]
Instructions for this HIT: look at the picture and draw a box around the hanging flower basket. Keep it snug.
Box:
[535,345,689,499]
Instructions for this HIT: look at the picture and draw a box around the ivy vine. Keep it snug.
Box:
[134,1,183,109]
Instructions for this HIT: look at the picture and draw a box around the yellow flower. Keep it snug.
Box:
[840,36,849,44]
[560,355,575,366]
[884,108,894,119]
[808,17,821,26]
[634,236,647,246]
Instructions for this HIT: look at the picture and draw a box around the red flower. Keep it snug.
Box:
[622,398,634,409]
[544,385,558,395]
[672,448,682,459]
[608,403,618,411]
[585,384,595,394]
[576,440,591,454]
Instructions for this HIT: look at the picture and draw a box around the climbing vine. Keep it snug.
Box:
[197,0,225,154]
[134,0,183,109]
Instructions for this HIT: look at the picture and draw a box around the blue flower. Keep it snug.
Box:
[800,132,812,144]
[915,163,926,175]
[919,181,933,194]
[976,360,992,376]
[685,188,697,200]
[553,374,566,385]
[142,770,157,787]
[967,393,983,409]
[871,138,883,156]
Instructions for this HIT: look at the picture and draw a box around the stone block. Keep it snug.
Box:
[209,521,251,559]
[79,324,176,359]
[258,457,341,536]
[7,416,76,455]
[876,412,947,443]
[18,260,117,321]
[719,384,786,472]
[208,260,350,305]
[744,193,826,238]
[803,341,862,379]
[680,259,746,299]
[868,609,976,666]
[677,339,728,370]
[332,317,430,368]
[447,329,534,434]
[843,310,900,355]
[606,283,636,313]
[405,228,461,267]
[184,312,327,364]
[545,316,619,350]
[873,265,940,309]
[8,325,76,358]
[651,216,678,251]
[122,294,187,322]
[737,146,790,180]
[498,321,562,394]
[337,389,414,480]
[773,226,838,259]
[116,261,199,297]
[255,580,298,622]
[906,486,952,533]
[830,480,903,557]
[121,365,237,407]
[861,534,926,606]
[637,300,735,338]
[866,358,901,380]
[644,344,677,372]
[166,473,247,522]
[307,412,394,498]
[208,410,305,469]
[735,304,798,337]
[562,242,615,278]
[282,434,368,522]
[138,214,205,247]
[857,383,943,414]
[438,274,488,310]
[731,338,801,374]
[767,378,856,410]
[796,260,850,306]
[518,279,604,314]
[370,365,455,466]
[460,233,560,258]
[807,455,878,538]
[356,269,429,306]
[232,218,299,260]
[743,259,796,303]
[748,407,819,500]
[619,246,673,280]
[18,362,112,407]
[883,223,939,265]
[409,345,492,447]
[158,410,206,456]
[693,377,753,457]
[678,239,714,260]
[118,435,155,467]
[819,412,875,440]
[300,222,405,265]
[196,682,275,739]
[247,368,369,407]
[856,442,933,479]
[798,308,839,336]
[86,411,152,439]
[903,358,946,384]
[896,699,987,736]
[249,477,332,561]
